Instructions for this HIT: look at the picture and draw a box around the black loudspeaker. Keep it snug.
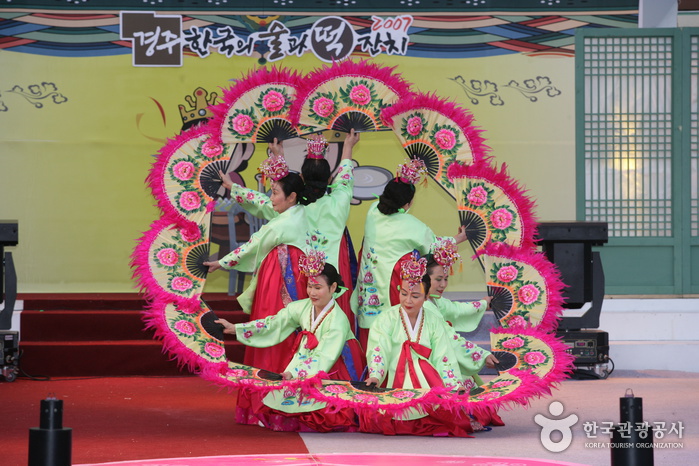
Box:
[535,222,608,309]
[536,222,608,331]
[544,241,592,308]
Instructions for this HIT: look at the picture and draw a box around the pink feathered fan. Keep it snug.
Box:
[289,60,413,134]
[381,92,491,195]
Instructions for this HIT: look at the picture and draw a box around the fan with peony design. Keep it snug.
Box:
[381,93,491,195]
[289,60,413,135]
[480,242,566,333]
[199,360,545,418]
[131,64,577,424]
[148,125,235,230]
[131,218,212,309]
[446,161,539,260]
[489,327,575,386]
[208,66,301,144]
[143,299,229,372]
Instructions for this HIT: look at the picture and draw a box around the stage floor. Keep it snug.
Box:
[77,453,589,466]
[5,370,698,466]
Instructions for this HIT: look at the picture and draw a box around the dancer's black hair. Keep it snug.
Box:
[277,172,306,204]
[300,158,331,204]
[377,179,416,215]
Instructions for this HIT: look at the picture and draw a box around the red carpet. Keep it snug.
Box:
[18,293,247,377]
[3,376,308,465]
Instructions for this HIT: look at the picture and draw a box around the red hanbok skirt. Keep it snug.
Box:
[336,231,357,333]
[358,406,475,437]
[242,244,308,373]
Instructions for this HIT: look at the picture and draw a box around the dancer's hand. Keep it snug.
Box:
[218,170,232,190]
[268,138,284,157]
[365,376,379,386]
[341,129,360,160]
[454,225,467,245]
[214,318,236,334]
[282,371,293,380]
[203,261,222,273]
[485,354,500,369]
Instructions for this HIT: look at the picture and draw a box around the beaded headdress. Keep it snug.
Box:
[400,250,428,289]
[258,154,289,182]
[432,238,461,275]
[306,134,328,160]
[397,158,427,186]
[299,248,326,280]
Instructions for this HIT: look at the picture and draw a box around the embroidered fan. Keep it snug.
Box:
[131,218,212,308]
[201,360,544,418]
[289,60,413,135]
[143,299,228,372]
[381,92,490,195]
[480,242,566,333]
[489,327,575,386]
[208,67,301,144]
[148,125,234,230]
[132,65,575,422]
[447,161,539,259]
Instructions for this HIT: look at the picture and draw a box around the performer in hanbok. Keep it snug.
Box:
[425,238,504,427]
[220,130,360,330]
[360,253,478,437]
[215,250,365,432]
[426,238,490,333]
[204,154,309,373]
[351,159,467,347]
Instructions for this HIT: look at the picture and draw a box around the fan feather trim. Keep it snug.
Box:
[207,66,302,144]
[289,59,413,126]
[448,161,540,251]
[479,242,567,332]
[381,92,492,166]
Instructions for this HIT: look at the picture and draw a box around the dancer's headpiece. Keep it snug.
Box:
[259,154,289,181]
[397,158,427,186]
[432,238,461,275]
[306,134,328,160]
[299,249,326,281]
[400,250,428,289]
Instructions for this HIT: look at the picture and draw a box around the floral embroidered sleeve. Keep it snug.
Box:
[428,318,467,391]
[365,316,390,385]
[234,303,302,348]
[229,183,277,221]
[438,298,488,333]
[217,220,280,272]
[331,159,354,190]
[449,328,491,377]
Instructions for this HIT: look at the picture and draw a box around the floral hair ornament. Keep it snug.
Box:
[306,133,328,160]
[400,250,428,291]
[258,153,289,185]
[432,238,462,275]
[397,158,428,187]
[299,248,327,282]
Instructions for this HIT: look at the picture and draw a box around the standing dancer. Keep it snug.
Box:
[352,159,467,347]
[221,129,360,330]
[215,251,365,432]
[204,154,310,373]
